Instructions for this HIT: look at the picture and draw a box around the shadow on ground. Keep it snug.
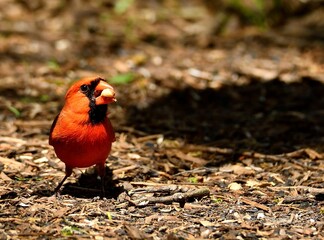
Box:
[34,167,124,199]
[125,78,324,155]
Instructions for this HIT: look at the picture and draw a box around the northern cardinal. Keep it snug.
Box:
[49,77,116,196]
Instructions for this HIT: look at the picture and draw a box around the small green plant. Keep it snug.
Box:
[320,208,324,215]
[212,197,223,204]
[61,226,81,236]
[273,197,283,204]
[40,94,50,102]
[106,211,113,220]
[47,60,60,71]
[188,177,198,184]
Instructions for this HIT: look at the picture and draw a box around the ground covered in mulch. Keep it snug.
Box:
[0,1,324,239]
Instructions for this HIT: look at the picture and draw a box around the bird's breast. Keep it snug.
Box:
[50,114,114,168]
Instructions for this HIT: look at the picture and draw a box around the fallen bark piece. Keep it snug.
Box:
[239,197,271,212]
[130,188,210,207]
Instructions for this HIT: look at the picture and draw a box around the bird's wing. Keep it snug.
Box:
[49,113,60,146]
[107,118,116,142]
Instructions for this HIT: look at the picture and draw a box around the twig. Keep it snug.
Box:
[269,186,324,194]
[130,188,210,207]
[118,126,148,136]
[128,185,182,196]
[174,167,219,176]
[130,181,213,187]
[14,120,52,127]
[136,134,163,143]
[113,165,138,174]
[282,195,315,204]
[242,148,322,161]
[184,145,234,155]
[130,182,172,186]
[0,137,26,144]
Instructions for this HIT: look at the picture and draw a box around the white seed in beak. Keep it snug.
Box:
[101,88,115,98]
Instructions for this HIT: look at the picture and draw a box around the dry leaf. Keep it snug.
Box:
[246,180,261,188]
[228,182,242,191]
[220,164,254,175]
[304,148,322,159]
[0,157,25,172]
[127,153,141,160]
[0,172,12,181]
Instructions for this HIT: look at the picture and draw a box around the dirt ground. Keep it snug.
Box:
[0,1,324,239]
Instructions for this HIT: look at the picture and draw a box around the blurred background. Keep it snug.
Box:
[0,0,324,154]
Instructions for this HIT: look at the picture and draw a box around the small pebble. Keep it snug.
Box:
[257,212,265,219]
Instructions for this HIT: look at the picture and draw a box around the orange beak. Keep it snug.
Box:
[95,80,116,105]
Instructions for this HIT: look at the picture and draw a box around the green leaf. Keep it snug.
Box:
[110,73,135,85]
[6,105,20,117]
[114,0,134,14]
[40,94,50,102]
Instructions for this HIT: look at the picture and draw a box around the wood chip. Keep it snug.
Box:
[239,197,271,212]
[124,225,152,240]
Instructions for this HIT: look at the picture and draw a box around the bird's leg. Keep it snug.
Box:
[54,166,72,195]
[96,163,106,198]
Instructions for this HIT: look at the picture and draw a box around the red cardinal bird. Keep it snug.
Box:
[49,77,116,196]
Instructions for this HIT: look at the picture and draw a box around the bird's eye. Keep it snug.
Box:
[80,84,89,92]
